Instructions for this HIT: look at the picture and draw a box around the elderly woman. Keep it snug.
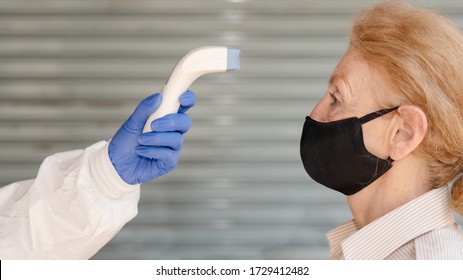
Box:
[300,1,463,259]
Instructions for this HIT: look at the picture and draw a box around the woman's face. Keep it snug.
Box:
[310,49,395,159]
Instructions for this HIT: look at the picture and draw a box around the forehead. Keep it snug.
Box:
[330,50,374,89]
[329,49,392,109]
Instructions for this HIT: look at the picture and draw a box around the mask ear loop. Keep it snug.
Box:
[447,173,463,189]
[358,107,399,164]
[358,107,399,124]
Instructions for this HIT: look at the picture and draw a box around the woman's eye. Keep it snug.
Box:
[329,92,339,105]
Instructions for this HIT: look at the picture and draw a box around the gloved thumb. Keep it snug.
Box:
[124,94,163,133]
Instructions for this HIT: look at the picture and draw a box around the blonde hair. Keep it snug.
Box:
[350,0,463,215]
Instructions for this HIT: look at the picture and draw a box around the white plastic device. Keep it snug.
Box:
[143,46,241,132]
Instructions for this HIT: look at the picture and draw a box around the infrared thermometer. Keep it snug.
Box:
[143,46,241,132]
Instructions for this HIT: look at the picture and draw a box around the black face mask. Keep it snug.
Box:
[300,107,398,196]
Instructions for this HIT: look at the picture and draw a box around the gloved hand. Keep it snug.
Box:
[108,90,196,184]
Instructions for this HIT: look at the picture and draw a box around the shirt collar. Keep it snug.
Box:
[327,187,455,260]
[327,220,358,259]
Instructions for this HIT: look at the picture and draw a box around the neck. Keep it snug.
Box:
[346,155,430,228]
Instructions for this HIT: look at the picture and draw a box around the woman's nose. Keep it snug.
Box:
[309,104,322,120]
[309,96,329,122]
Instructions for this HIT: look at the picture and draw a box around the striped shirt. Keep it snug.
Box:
[327,187,463,259]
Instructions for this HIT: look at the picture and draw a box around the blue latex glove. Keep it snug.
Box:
[108,90,196,184]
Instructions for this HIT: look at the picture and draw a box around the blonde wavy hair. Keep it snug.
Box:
[350,0,463,215]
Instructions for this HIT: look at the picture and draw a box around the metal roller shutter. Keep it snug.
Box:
[0,0,462,259]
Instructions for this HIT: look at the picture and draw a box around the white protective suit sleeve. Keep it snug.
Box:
[0,141,141,259]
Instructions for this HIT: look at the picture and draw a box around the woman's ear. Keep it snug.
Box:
[389,105,427,161]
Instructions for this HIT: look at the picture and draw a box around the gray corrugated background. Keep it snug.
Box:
[1,0,462,259]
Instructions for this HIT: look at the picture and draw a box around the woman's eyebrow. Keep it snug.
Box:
[329,73,353,98]
[328,73,340,87]
[329,74,344,93]
[329,73,346,88]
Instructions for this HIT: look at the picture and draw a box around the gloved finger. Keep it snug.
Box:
[124,93,163,133]
[135,146,179,167]
[138,132,183,151]
[178,90,196,114]
[150,113,192,134]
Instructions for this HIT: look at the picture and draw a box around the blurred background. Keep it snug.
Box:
[1,0,462,259]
